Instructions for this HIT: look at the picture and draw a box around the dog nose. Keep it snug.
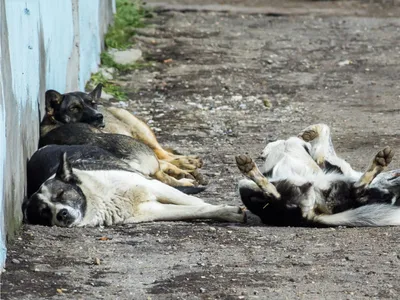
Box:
[95,113,103,121]
[56,209,69,221]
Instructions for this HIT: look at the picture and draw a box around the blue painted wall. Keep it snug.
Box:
[0,0,115,270]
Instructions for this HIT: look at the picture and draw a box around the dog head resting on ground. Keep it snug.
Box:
[23,153,86,227]
[41,84,105,136]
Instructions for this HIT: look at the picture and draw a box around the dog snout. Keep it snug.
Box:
[56,208,69,222]
[94,113,103,122]
[92,113,105,128]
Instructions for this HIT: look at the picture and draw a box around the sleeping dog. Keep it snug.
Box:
[236,124,400,227]
[23,146,244,227]
[40,85,205,188]
[41,84,205,185]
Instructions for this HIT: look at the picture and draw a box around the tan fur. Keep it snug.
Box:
[99,106,205,183]
[356,146,394,188]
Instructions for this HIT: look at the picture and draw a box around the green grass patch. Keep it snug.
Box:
[89,0,153,100]
[105,0,150,50]
[88,72,128,101]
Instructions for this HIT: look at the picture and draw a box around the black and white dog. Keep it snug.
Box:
[236,124,400,227]
[23,145,245,227]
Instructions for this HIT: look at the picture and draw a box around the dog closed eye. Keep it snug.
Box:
[40,207,52,218]
[56,189,64,198]
[69,106,81,113]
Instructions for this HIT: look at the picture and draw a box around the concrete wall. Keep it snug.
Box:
[0,0,115,268]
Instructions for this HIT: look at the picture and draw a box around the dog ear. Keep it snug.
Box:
[89,83,103,101]
[56,152,80,184]
[45,90,63,115]
[299,182,312,193]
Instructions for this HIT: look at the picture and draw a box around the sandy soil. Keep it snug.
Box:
[2,1,400,299]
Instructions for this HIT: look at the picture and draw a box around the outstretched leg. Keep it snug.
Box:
[106,107,203,169]
[163,155,203,170]
[235,154,281,199]
[153,170,196,187]
[126,179,245,223]
[130,202,245,223]
[159,160,195,180]
[298,123,336,166]
[298,124,360,179]
[355,146,394,189]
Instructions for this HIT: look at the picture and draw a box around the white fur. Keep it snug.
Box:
[314,204,400,226]
[70,169,244,227]
[255,124,400,227]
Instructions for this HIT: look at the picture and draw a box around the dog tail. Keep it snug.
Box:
[314,204,400,227]
[174,186,207,195]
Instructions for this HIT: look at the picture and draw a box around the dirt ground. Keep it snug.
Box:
[3,0,400,299]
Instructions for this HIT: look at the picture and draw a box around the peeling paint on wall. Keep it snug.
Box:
[0,0,114,269]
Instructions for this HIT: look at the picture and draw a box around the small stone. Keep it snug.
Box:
[231,95,243,101]
[11,259,20,264]
[199,287,206,293]
[94,257,101,265]
[115,101,129,108]
[263,98,272,109]
[110,49,142,65]
[345,255,355,261]
[208,227,216,232]
[98,67,113,80]
[338,60,352,67]
[100,91,114,101]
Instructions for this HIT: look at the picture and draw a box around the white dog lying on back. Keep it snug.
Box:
[236,124,400,227]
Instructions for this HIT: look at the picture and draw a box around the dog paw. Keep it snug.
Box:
[168,156,203,170]
[374,146,394,168]
[189,169,208,185]
[298,124,329,142]
[235,155,256,174]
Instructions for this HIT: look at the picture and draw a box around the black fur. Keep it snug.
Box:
[322,160,344,175]
[23,155,88,227]
[239,183,307,226]
[39,123,155,161]
[27,145,134,197]
[44,84,104,128]
[240,175,400,227]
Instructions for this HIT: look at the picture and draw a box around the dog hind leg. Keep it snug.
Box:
[298,124,336,166]
[107,107,204,169]
[355,146,394,189]
[153,170,196,187]
[159,160,195,180]
[298,124,360,178]
[164,156,203,170]
[107,107,177,157]
[130,202,245,223]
